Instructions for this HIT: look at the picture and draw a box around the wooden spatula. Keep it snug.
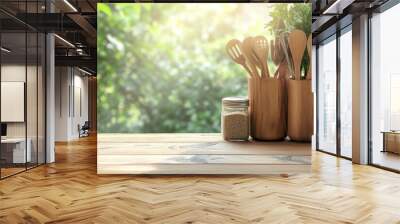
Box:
[306,34,312,80]
[252,36,269,78]
[288,29,307,80]
[226,39,253,78]
[241,37,261,78]
[279,33,294,79]
[271,37,284,78]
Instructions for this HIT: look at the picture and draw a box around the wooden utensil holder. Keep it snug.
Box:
[248,77,286,141]
[287,80,313,142]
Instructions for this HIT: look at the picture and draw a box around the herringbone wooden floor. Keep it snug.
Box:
[1,135,400,224]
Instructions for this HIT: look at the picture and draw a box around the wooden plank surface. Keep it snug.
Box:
[97,133,311,175]
[98,155,311,165]
[97,164,310,175]
[98,142,311,155]
[98,133,221,143]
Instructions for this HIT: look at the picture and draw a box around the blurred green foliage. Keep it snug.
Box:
[97,3,311,133]
[268,3,311,36]
[267,4,312,76]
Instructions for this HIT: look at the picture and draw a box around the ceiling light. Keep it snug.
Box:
[54,34,75,48]
[63,0,78,12]
[1,47,11,53]
[78,67,93,76]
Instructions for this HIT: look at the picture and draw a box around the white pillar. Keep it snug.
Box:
[352,14,369,164]
[46,32,55,163]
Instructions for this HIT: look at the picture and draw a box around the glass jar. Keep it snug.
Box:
[221,97,249,141]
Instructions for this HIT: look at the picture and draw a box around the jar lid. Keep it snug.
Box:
[222,96,249,107]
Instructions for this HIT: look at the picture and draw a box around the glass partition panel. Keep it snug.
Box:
[339,28,352,158]
[27,30,38,169]
[26,0,43,169]
[317,36,337,154]
[38,32,45,165]
[1,30,27,177]
[0,1,46,179]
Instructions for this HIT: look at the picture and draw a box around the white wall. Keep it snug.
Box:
[72,73,89,138]
[55,67,89,141]
[55,67,69,141]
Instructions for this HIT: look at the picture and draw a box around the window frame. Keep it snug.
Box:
[315,23,353,161]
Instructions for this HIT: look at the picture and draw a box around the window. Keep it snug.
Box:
[339,27,352,158]
[371,3,400,171]
[317,35,337,154]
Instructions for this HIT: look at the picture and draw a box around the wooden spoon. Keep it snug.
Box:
[306,34,312,80]
[225,39,253,78]
[288,29,307,80]
[241,37,261,78]
[252,36,270,78]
